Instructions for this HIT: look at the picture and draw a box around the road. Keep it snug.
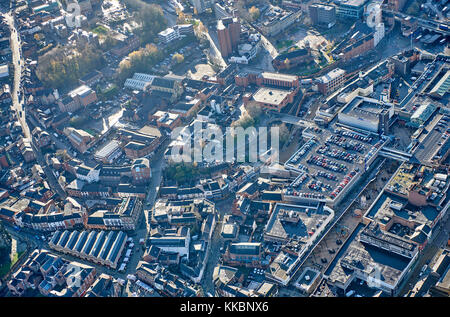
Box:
[2,10,67,199]
[203,29,227,69]
[425,0,445,21]
[259,32,279,60]
[2,11,28,138]
[270,112,316,129]
[200,197,235,295]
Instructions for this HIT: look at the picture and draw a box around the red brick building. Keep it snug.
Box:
[217,17,241,58]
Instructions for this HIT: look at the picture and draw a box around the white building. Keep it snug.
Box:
[76,165,100,183]
[94,140,122,163]
[158,24,194,45]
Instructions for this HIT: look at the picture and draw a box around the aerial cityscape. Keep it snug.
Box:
[0,0,449,300]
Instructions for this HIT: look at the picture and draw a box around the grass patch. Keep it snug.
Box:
[92,25,109,35]
[276,39,294,50]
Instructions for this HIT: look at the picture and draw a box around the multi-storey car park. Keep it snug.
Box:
[283,121,389,206]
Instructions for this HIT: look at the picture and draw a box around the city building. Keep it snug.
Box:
[67,85,97,109]
[148,227,191,259]
[336,0,368,19]
[244,87,297,112]
[85,197,143,230]
[338,96,394,133]
[63,127,94,154]
[309,3,336,29]
[8,249,96,297]
[119,127,162,159]
[223,242,264,268]
[124,73,155,91]
[49,230,128,269]
[257,7,300,37]
[317,68,346,95]
[158,24,194,45]
[409,103,437,128]
[191,0,215,14]
[272,47,313,71]
[150,111,181,130]
[94,140,122,164]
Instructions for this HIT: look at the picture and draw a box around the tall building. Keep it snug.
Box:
[309,3,336,28]
[217,17,240,58]
[191,0,215,14]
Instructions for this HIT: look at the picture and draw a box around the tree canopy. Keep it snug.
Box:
[249,6,260,21]
[116,44,164,85]
[123,0,167,45]
[36,45,106,90]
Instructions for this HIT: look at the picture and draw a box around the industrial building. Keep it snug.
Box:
[49,230,128,269]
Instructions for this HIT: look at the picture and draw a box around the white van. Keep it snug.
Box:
[345,290,355,297]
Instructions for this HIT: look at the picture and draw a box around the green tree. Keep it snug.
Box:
[123,0,167,45]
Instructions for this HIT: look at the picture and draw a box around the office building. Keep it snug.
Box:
[309,3,336,28]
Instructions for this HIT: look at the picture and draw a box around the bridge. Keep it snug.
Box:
[268,112,316,128]
[379,147,413,162]
[382,7,450,37]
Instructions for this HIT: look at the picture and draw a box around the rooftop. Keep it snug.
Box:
[252,87,291,106]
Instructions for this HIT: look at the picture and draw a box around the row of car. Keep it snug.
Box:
[329,169,358,199]
[335,129,373,143]
[308,180,333,192]
[315,170,338,181]
[326,135,366,153]
[307,155,348,173]
[291,172,309,188]
[284,188,326,200]
[289,139,317,164]
[317,145,359,163]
